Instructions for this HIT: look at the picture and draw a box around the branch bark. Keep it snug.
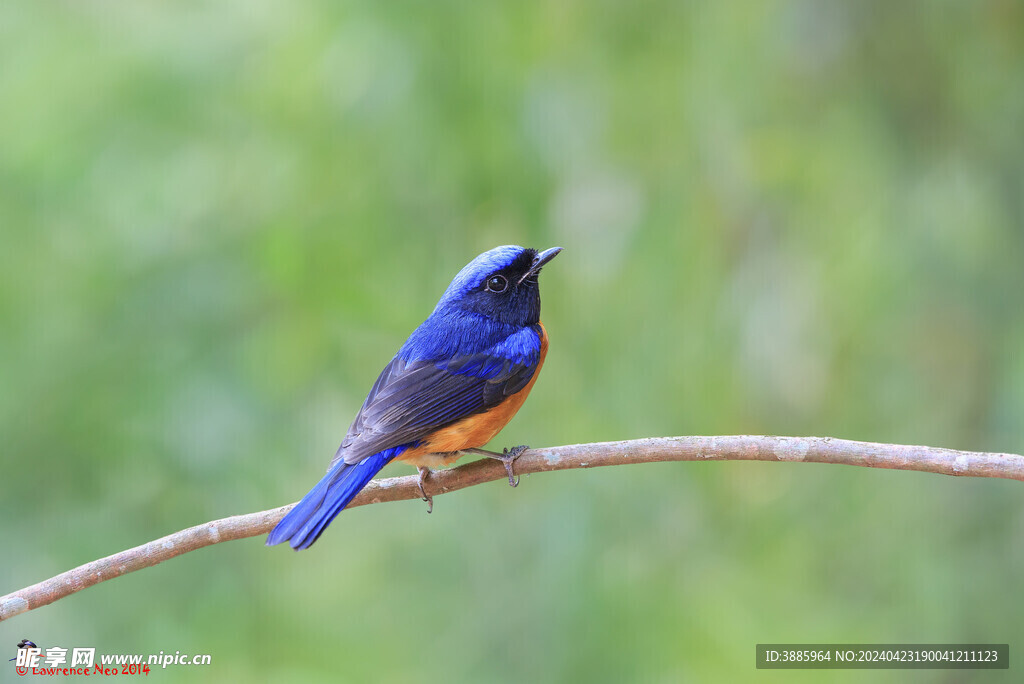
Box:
[3,435,1022,622]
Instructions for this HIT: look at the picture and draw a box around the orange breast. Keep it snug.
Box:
[398,322,548,467]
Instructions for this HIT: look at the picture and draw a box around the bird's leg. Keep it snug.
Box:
[463,445,529,487]
[416,466,433,514]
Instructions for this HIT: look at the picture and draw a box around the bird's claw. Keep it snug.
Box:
[498,444,528,487]
[462,445,529,488]
[417,466,433,514]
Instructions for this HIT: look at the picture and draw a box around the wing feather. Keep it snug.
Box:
[329,326,542,469]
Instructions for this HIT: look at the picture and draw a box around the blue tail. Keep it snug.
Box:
[267,446,405,550]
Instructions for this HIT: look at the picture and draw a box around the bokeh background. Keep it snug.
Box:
[2,1,1023,682]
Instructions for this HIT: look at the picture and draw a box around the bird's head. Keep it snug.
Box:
[435,245,562,327]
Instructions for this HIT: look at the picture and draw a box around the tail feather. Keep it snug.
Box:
[267,446,405,550]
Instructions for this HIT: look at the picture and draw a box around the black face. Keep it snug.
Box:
[457,248,554,327]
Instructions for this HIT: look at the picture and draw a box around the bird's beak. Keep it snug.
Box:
[520,246,563,283]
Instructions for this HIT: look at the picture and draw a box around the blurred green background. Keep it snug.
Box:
[2,1,1023,682]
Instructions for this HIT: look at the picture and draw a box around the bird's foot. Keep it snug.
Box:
[499,444,529,487]
[417,466,433,514]
[463,445,529,487]
[491,445,529,487]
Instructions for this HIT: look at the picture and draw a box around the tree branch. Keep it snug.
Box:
[3,435,1022,622]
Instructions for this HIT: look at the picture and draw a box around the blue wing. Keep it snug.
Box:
[329,323,543,468]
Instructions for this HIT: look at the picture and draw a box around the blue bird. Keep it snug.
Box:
[11,640,38,662]
[267,245,562,550]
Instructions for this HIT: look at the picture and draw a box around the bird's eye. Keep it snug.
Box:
[485,275,508,293]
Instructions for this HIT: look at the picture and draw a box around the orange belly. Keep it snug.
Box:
[397,322,548,467]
